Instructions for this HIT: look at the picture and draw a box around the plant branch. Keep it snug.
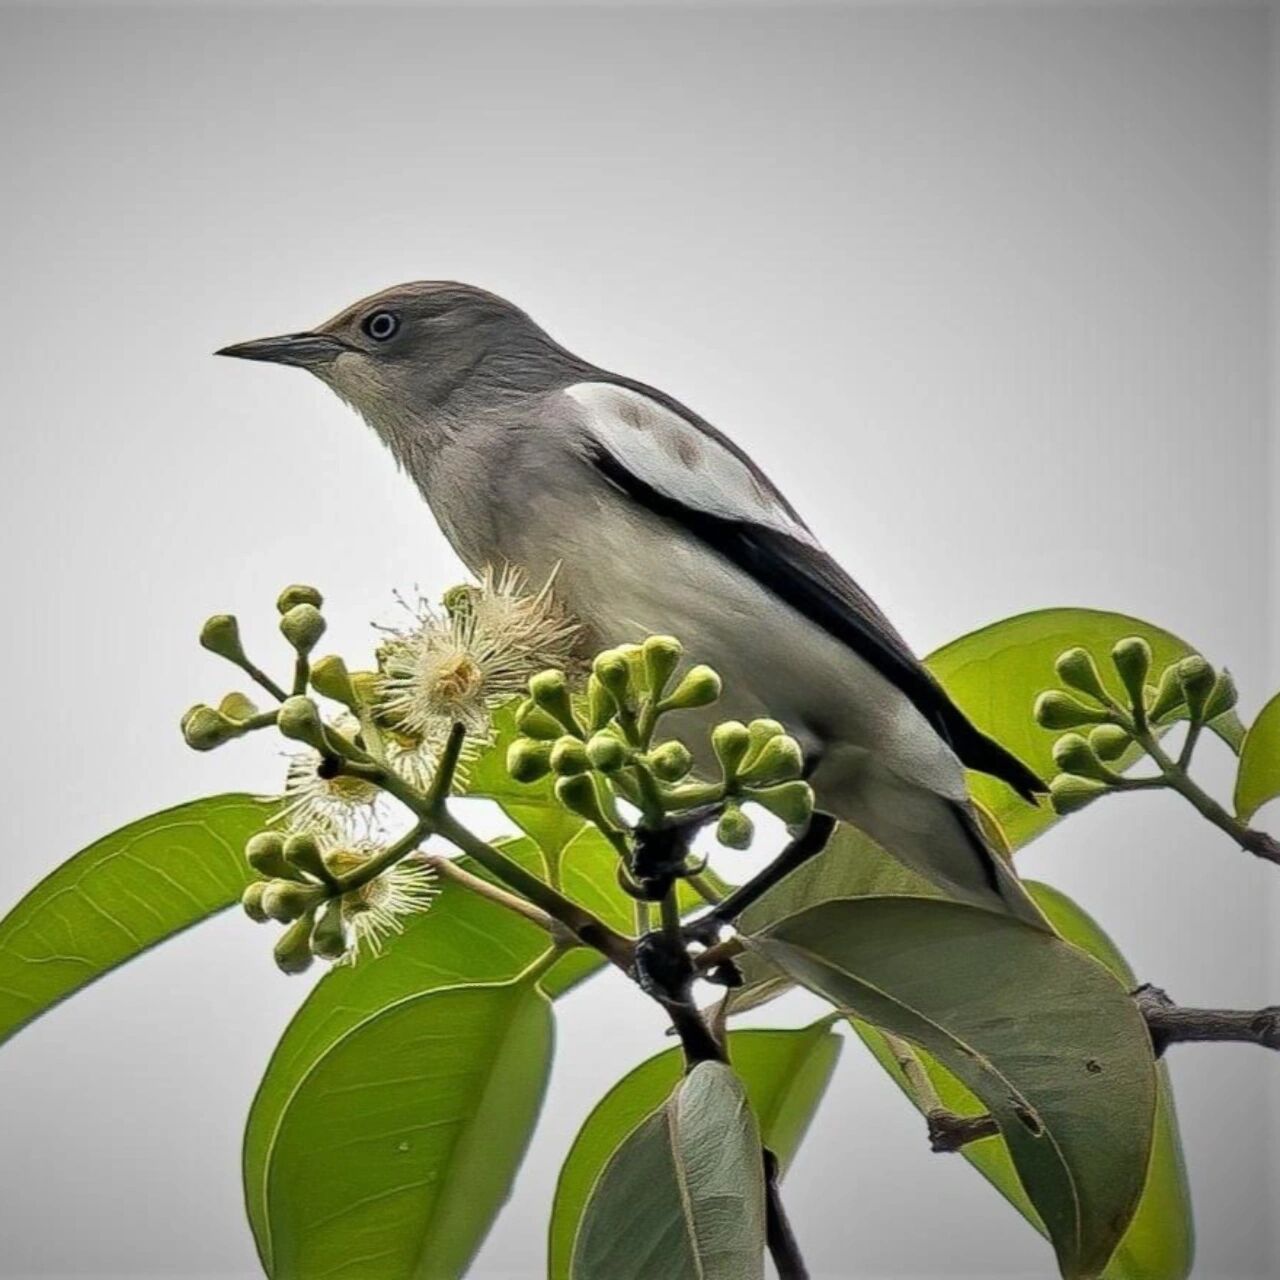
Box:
[763,1149,809,1280]
[1134,983,1280,1055]
[422,853,565,937]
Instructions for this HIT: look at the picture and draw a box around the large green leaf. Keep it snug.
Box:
[748,896,1157,1280]
[570,1060,767,1280]
[549,1022,840,1280]
[263,974,553,1280]
[0,793,271,1048]
[926,607,1243,849]
[1235,691,1280,822]
[855,880,1192,1280]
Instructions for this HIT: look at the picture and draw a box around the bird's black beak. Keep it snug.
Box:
[215,331,347,368]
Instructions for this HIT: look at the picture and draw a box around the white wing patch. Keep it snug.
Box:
[563,382,815,545]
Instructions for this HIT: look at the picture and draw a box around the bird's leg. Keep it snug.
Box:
[685,812,837,946]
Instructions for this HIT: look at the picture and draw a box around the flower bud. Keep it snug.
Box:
[711,721,751,779]
[181,704,240,751]
[592,651,633,704]
[661,664,722,711]
[554,773,615,829]
[1108,636,1153,711]
[246,831,293,879]
[1146,663,1186,723]
[1177,655,1215,723]
[262,879,324,924]
[585,676,616,731]
[642,635,683,697]
[276,584,323,615]
[241,880,269,923]
[310,654,358,709]
[746,781,815,826]
[1204,668,1238,721]
[1048,773,1107,815]
[514,697,565,741]
[1051,733,1114,783]
[528,670,580,734]
[1034,691,1112,731]
[441,583,479,619]
[716,806,754,850]
[218,691,259,724]
[744,719,787,763]
[200,614,247,663]
[274,913,317,975]
[584,733,627,773]
[1088,724,1132,763]
[507,737,553,783]
[277,696,328,749]
[648,740,693,782]
[1054,647,1110,705]
[309,900,348,961]
[284,831,331,883]
[280,603,326,656]
[550,736,591,776]
[740,734,804,785]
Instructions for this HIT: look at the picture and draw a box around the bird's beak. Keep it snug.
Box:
[214,331,347,368]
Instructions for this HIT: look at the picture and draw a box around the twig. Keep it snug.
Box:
[1134,984,1280,1056]
[422,854,567,938]
[763,1149,809,1279]
[884,1032,1001,1153]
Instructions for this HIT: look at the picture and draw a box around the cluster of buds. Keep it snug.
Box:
[1035,637,1237,814]
[505,634,815,852]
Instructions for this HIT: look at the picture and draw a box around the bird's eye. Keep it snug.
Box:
[362,311,400,341]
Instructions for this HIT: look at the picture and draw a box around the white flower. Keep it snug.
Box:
[378,565,579,739]
[385,727,481,795]
[326,845,440,964]
[273,715,380,836]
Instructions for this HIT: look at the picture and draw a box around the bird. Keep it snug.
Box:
[218,281,1046,924]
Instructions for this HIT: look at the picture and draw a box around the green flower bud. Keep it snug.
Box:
[280,603,326,656]
[514,697,565,741]
[276,584,323,614]
[585,732,628,773]
[740,734,805,785]
[716,806,754,850]
[746,781,815,827]
[648,739,693,782]
[277,696,328,749]
[661,664,722,711]
[550,736,591,776]
[585,675,616,731]
[310,654,358,709]
[1204,668,1238,721]
[241,881,269,923]
[181,704,240,751]
[1033,691,1112,731]
[199,614,247,663]
[441,583,479,619]
[528,669,580,734]
[218,691,259,723]
[744,719,786,764]
[554,773,615,829]
[309,900,348,961]
[1051,733,1114,783]
[283,831,331,883]
[1048,772,1107,815]
[1177,655,1215,723]
[507,737,553,783]
[1088,723,1133,763]
[261,879,324,924]
[711,721,751,779]
[274,913,317,975]
[642,635,683,697]
[1054,647,1111,705]
[1146,663,1186,723]
[592,650,633,704]
[1108,637,1153,712]
[246,831,293,879]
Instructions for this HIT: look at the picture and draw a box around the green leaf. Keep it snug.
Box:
[854,880,1193,1280]
[570,1060,767,1280]
[263,975,553,1280]
[0,793,272,1048]
[549,1022,841,1280]
[1235,691,1280,822]
[243,836,553,1272]
[926,607,1242,849]
[748,895,1157,1280]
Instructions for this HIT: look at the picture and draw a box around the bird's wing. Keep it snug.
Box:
[563,379,1044,802]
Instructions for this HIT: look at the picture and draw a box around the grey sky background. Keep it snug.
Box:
[0,2,1275,1277]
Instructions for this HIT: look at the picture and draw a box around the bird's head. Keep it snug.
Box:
[217,281,576,445]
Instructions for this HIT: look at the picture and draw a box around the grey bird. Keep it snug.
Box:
[218,281,1045,923]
